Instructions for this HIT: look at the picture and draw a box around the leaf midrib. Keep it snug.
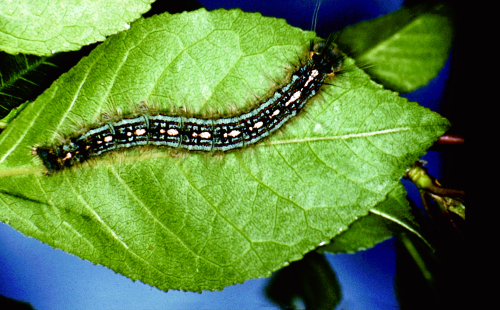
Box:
[0,126,418,178]
[267,127,412,146]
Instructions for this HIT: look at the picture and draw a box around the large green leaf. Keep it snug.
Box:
[336,3,454,93]
[0,0,155,55]
[0,9,449,292]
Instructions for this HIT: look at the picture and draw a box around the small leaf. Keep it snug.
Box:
[0,100,29,131]
[336,3,454,93]
[0,0,155,55]
[318,183,428,254]
[265,251,341,309]
[0,9,449,292]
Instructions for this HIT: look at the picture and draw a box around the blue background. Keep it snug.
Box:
[1,0,456,309]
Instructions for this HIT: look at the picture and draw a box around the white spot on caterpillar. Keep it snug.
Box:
[97,140,103,144]
[254,121,263,129]
[167,129,179,136]
[304,69,319,87]
[135,129,146,136]
[104,136,113,142]
[270,109,280,118]
[160,129,166,134]
[285,91,301,106]
[63,153,72,160]
[192,132,198,137]
[127,132,132,136]
[228,130,241,137]
[200,132,211,139]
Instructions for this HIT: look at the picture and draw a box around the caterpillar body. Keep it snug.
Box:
[34,40,344,173]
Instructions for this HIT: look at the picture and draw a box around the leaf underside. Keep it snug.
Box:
[0,9,449,292]
[0,0,155,55]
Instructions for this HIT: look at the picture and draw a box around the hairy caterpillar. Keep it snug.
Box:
[33,37,344,173]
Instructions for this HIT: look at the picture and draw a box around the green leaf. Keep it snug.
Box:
[0,0,155,55]
[317,183,428,254]
[0,100,29,131]
[0,9,449,292]
[336,3,454,93]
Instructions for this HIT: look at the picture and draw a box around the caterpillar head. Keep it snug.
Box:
[311,39,344,76]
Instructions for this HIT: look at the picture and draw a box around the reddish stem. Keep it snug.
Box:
[436,134,464,145]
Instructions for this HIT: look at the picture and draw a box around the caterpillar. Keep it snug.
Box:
[33,39,344,174]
